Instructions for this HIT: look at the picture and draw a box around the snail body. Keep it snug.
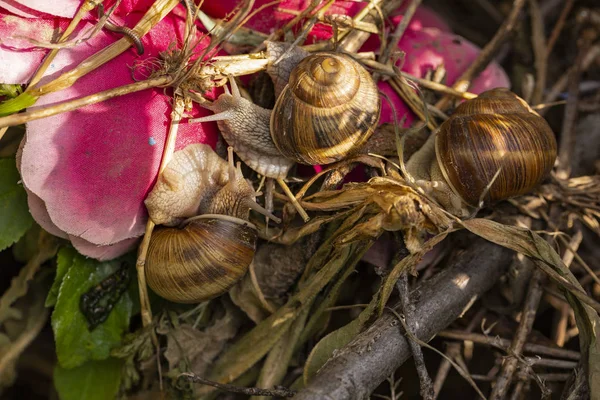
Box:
[406,88,557,216]
[192,42,381,175]
[144,144,277,303]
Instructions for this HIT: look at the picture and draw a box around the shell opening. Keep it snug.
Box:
[182,214,258,230]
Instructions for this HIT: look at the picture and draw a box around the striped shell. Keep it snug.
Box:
[146,214,257,303]
[270,52,381,165]
[435,88,557,207]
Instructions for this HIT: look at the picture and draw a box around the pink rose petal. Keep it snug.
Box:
[0,11,68,83]
[5,0,79,18]
[18,6,219,250]
[69,235,138,261]
[25,188,68,239]
[0,0,48,18]
[202,1,450,44]
[398,28,510,92]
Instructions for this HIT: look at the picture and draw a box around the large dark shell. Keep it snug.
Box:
[270,52,381,165]
[146,215,257,303]
[435,88,557,207]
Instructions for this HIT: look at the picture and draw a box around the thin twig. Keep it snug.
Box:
[556,37,589,179]
[379,0,421,67]
[396,273,434,400]
[545,0,575,58]
[295,240,512,399]
[432,342,461,399]
[432,308,487,399]
[522,357,578,369]
[180,373,296,397]
[28,0,101,87]
[0,77,171,129]
[435,0,527,110]
[540,44,600,116]
[528,0,546,106]
[136,94,185,331]
[437,330,581,361]
[490,269,545,399]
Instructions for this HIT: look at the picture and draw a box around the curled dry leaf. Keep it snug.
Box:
[303,178,451,253]
[164,306,242,377]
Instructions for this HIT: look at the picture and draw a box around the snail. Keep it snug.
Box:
[404,88,557,217]
[144,144,278,303]
[191,42,381,220]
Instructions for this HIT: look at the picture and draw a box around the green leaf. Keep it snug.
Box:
[378,231,449,315]
[46,246,77,307]
[0,158,34,251]
[13,224,42,263]
[198,244,357,396]
[0,92,37,116]
[52,247,133,369]
[0,84,22,98]
[54,358,123,400]
[303,291,379,384]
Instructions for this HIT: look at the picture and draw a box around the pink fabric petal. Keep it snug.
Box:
[19,6,219,249]
[391,4,450,33]
[25,188,68,239]
[202,1,450,44]
[0,0,48,18]
[6,0,79,18]
[0,11,67,83]
[20,130,139,258]
[398,28,510,92]
[364,29,509,126]
[69,235,138,261]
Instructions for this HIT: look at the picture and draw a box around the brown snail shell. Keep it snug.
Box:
[435,88,557,207]
[145,214,257,303]
[270,51,381,165]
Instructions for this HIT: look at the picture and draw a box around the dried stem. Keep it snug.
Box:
[528,0,546,106]
[379,0,422,66]
[295,240,512,399]
[432,342,461,399]
[435,0,527,110]
[396,272,434,400]
[489,269,545,399]
[545,0,575,58]
[437,331,580,361]
[180,373,296,397]
[28,0,100,87]
[0,77,171,129]
[28,0,179,96]
[339,0,406,53]
[556,39,589,179]
[136,94,185,328]
[540,45,600,114]
[432,308,487,398]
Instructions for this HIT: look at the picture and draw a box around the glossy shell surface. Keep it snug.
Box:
[270,52,381,165]
[146,215,257,303]
[435,88,557,206]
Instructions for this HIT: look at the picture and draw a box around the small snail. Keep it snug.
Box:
[405,88,557,216]
[144,144,278,303]
[191,42,381,220]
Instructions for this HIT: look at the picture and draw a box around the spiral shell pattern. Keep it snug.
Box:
[435,88,557,206]
[270,52,381,165]
[146,215,257,303]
